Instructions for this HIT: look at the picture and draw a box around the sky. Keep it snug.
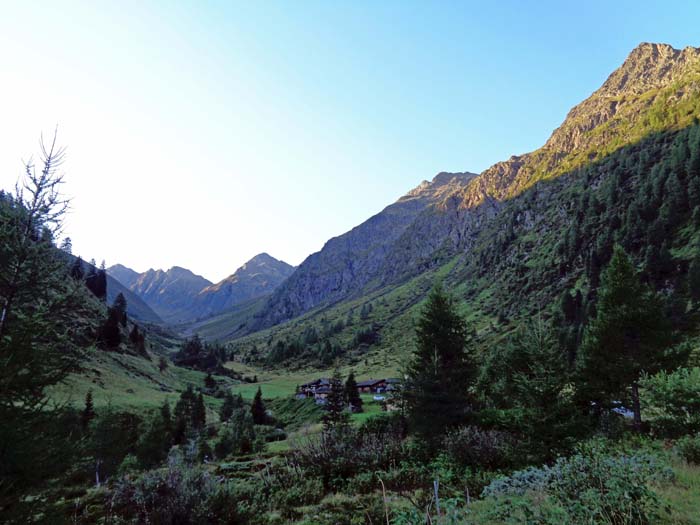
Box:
[1,1,699,283]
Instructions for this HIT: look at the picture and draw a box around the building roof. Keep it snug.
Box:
[301,378,330,388]
[356,378,386,387]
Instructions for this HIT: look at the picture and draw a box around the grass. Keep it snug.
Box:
[351,394,386,425]
[227,362,401,400]
[49,347,235,424]
[658,460,700,524]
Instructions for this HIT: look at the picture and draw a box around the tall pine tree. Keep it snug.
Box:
[251,387,267,425]
[344,371,363,412]
[577,245,673,431]
[323,368,348,429]
[405,284,474,438]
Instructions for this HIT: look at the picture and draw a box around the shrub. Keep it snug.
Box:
[677,434,700,464]
[214,408,263,459]
[640,367,700,437]
[259,458,325,517]
[116,454,140,477]
[106,449,264,524]
[295,493,386,525]
[482,443,674,525]
[290,421,407,490]
[442,425,515,470]
[346,464,431,495]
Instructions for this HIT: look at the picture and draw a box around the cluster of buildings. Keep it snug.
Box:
[296,377,401,404]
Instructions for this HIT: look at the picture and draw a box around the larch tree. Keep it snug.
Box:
[0,133,92,513]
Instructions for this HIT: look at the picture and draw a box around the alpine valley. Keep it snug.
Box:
[5,40,700,524]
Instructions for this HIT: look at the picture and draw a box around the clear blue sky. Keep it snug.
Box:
[1,1,698,282]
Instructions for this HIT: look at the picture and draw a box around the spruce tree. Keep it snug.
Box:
[160,401,172,439]
[70,256,84,280]
[405,284,474,438]
[323,368,349,429]
[483,320,580,460]
[344,371,363,412]
[251,387,267,425]
[113,293,127,327]
[577,245,673,431]
[82,390,96,430]
[688,256,700,305]
[173,385,199,443]
[136,405,173,469]
[220,391,237,422]
[193,392,206,429]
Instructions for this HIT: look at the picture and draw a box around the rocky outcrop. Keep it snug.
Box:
[108,263,141,289]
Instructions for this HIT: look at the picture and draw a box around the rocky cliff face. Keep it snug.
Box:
[447,43,700,209]
[398,42,700,269]
[254,172,477,327]
[128,266,212,323]
[105,274,163,324]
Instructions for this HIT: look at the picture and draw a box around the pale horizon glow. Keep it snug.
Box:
[1,1,698,282]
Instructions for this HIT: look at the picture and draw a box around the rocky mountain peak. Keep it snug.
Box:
[540,42,700,161]
[598,42,700,97]
[403,171,477,200]
[221,253,294,283]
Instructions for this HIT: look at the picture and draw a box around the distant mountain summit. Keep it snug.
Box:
[193,254,294,319]
[108,263,141,289]
[107,265,212,323]
[108,253,293,324]
[128,267,212,323]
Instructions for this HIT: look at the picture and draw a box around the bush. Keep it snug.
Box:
[116,454,140,477]
[214,408,262,459]
[346,463,431,495]
[295,493,386,525]
[106,449,261,523]
[482,442,674,525]
[640,367,700,437]
[442,425,515,470]
[260,460,325,519]
[677,434,700,464]
[290,420,407,490]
